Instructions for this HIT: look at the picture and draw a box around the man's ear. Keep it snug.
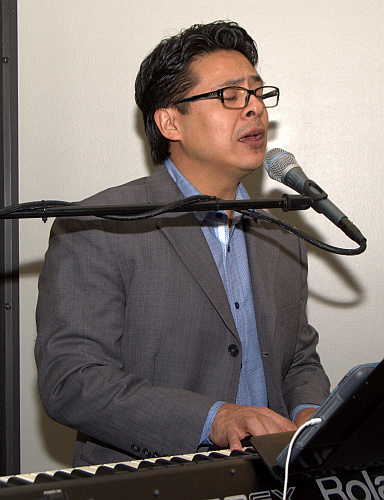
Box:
[154,108,181,141]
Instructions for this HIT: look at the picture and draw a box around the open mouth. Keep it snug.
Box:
[239,130,265,145]
[240,133,263,141]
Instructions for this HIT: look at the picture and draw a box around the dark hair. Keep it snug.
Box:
[135,21,258,165]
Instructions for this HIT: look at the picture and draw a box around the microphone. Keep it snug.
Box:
[263,148,365,244]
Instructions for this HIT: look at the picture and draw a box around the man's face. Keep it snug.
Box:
[167,50,269,190]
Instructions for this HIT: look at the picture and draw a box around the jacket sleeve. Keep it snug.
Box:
[35,215,218,461]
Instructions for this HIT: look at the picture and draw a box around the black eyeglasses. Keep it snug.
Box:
[172,85,280,109]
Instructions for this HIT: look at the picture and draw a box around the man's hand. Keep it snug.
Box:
[293,408,317,428]
[209,403,297,451]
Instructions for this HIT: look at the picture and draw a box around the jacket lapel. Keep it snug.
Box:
[146,166,239,341]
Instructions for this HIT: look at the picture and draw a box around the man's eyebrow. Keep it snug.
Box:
[213,74,264,89]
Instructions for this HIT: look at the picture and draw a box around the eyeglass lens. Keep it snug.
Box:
[222,87,278,108]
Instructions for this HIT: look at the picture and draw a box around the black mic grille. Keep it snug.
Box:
[263,148,297,182]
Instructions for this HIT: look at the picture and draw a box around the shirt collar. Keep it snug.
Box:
[164,158,250,225]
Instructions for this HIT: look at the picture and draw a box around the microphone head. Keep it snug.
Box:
[263,148,298,182]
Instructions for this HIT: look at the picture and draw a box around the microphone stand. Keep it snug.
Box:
[0,194,310,220]
[0,194,366,255]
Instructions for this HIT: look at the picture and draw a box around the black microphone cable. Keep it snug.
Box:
[237,207,366,255]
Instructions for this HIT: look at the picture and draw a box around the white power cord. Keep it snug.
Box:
[282,417,323,500]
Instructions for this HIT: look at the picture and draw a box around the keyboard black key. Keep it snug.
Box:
[70,469,94,478]
[94,466,116,476]
[7,476,32,486]
[192,454,211,462]
[53,471,77,480]
[113,464,138,472]
[34,473,60,483]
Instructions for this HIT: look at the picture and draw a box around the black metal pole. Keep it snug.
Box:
[0,194,312,220]
[0,0,19,476]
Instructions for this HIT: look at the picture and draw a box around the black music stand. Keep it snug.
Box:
[252,359,384,479]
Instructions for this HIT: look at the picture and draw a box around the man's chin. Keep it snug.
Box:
[239,160,264,176]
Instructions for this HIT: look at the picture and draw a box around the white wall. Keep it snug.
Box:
[17,0,384,473]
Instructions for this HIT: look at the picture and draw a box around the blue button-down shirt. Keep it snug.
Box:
[164,158,270,442]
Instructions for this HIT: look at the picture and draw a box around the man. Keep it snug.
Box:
[35,21,330,467]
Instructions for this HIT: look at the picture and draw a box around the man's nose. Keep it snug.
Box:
[243,93,265,117]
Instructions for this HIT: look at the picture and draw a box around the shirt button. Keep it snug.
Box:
[234,302,240,309]
[228,344,239,357]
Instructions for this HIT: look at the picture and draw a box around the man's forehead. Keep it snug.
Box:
[214,74,263,89]
[189,50,262,88]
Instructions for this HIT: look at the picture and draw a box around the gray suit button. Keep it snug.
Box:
[142,448,151,457]
[228,344,239,357]
[131,444,141,453]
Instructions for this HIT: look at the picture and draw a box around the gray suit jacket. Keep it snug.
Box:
[35,165,330,466]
